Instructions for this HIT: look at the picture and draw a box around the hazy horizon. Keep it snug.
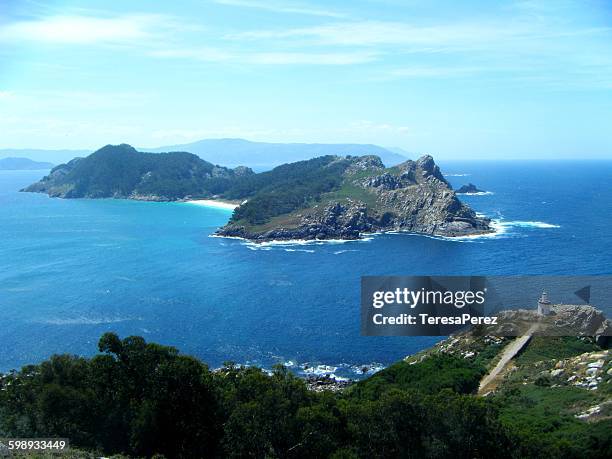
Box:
[1,0,611,160]
[2,138,612,163]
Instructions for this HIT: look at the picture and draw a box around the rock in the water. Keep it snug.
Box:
[456,183,486,194]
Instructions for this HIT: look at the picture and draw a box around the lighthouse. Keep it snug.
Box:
[537,291,551,316]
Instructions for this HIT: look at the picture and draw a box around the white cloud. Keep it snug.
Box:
[388,66,489,78]
[247,51,376,65]
[226,18,612,60]
[226,20,527,50]
[150,48,233,62]
[213,0,345,18]
[151,47,377,65]
[0,14,167,45]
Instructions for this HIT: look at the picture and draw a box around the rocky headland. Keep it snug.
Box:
[23,144,493,242]
[217,155,492,241]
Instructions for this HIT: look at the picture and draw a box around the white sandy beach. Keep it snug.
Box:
[186,199,239,210]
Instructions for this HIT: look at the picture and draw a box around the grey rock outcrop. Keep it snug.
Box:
[456,183,486,194]
[218,154,492,241]
[479,305,612,345]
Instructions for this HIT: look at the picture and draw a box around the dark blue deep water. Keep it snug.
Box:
[1,161,611,378]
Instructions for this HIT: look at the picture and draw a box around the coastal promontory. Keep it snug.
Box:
[217,154,492,240]
[22,144,253,201]
[23,144,492,241]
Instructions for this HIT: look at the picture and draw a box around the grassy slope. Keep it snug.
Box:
[228,165,398,232]
[399,333,612,457]
[492,336,611,457]
[514,336,600,365]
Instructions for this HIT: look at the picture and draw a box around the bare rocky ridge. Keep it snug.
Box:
[486,305,612,347]
[217,154,492,241]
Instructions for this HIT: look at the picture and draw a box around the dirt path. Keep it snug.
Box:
[478,325,538,395]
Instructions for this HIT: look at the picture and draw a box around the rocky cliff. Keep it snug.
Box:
[217,154,492,241]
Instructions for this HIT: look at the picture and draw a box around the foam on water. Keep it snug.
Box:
[36,316,140,325]
[457,191,494,196]
[501,221,561,229]
[222,234,380,250]
[217,216,560,249]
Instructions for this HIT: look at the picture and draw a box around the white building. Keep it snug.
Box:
[537,291,551,315]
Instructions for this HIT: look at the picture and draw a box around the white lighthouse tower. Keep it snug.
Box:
[537,291,551,315]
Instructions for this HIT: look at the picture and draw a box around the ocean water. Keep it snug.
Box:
[1,161,611,378]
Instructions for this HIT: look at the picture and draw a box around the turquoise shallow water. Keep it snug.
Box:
[1,161,611,378]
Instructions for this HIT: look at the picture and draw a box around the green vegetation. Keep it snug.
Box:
[496,386,611,457]
[489,335,611,458]
[27,146,487,238]
[225,156,351,225]
[515,337,600,365]
[348,354,485,400]
[321,181,379,208]
[24,144,242,200]
[1,333,609,458]
[25,146,367,226]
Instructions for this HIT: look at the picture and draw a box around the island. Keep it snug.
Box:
[456,183,487,194]
[21,144,254,201]
[0,157,54,170]
[23,144,493,241]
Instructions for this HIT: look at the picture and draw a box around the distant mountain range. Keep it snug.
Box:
[0,149,89,166]
[0,157,55,170]
[143,138,409,169]
[1,139,409,170]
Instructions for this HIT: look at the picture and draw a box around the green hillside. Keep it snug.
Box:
[0,333,609,458]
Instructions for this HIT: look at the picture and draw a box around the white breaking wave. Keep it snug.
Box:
[422,218,561,243]
[220,234,380,250]
[456,191,494,196]
[499,220,560,229]
[214,359,385,381]
[37,315,140,325]
[444,173,470,177]
[213,216,559,248]
[303,364,338,376]
[184,199,238,210]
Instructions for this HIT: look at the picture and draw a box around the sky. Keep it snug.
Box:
[0,0,611,159]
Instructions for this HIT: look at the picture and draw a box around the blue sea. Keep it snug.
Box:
[1,161,611,378]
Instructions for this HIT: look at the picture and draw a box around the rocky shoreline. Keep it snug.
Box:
[22,145,493,243]
[216,215,493,243]
[218,155,493,242]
